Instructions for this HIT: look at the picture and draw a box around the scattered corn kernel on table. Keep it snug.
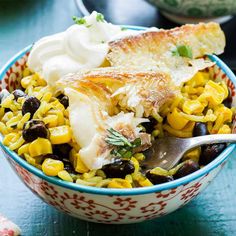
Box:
[1,0,236,235]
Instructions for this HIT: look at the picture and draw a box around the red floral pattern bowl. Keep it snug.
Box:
[0,26,236,224]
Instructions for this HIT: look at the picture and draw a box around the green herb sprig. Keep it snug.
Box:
[172,45,193,59]
[105,128,141,158]
[96,13,105,22]
[72,16,87,25]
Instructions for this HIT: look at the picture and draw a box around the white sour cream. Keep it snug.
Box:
[27,11,126,86]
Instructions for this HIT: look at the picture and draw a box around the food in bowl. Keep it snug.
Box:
[0,12,234,189]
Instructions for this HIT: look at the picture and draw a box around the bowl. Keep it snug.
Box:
[0,26,236,224]
[146,0,236,24]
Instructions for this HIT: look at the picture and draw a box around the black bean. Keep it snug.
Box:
[22,120,48,142]
[199,143,226,165]
[0,89,10,104]
[141,117,157,133]
[22,96,40,118]
[193,122,209,137]
[223,89,232,108]
[53,144,72,160]
[174,160,200,179]
[64,162,77,174]
[57,94,69,109]
[42,153,60,160]
[102,160,135,178]
[12,89,27,100]
[146,172,174,185]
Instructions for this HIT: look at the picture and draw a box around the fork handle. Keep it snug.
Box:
[188,134,236,149]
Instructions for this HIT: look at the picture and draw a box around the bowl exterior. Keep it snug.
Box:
[4,149,226,223]
[0,47,236,223]
[147,0,236,18]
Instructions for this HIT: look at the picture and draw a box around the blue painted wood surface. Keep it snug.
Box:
[0,1,236,235]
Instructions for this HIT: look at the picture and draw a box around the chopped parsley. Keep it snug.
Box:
[172,45,193,59]
[72,16,86,25]
[105,128,141,158]
[96,13,105,22]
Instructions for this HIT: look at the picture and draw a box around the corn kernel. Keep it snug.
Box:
[203,80,226,106]
[150,167,169,176]
[182,148,201,163]
[43,115,58,128]
[108,179,132,188]
[58,170,73,182]
[167,107,189,130]
[42,158,64,176]
[29,138,52,157]
[18,143,30,156]
[133,153,145,161]
[131,157,140,173]
[22,67,31,77]
[218,125,231,134]
[21,75,34,88]
[139,178,153,187]
[74,153,89,173]
[183,100,205,115]
[163,124,192,138]
[49,125,72,144]
[187,72,210,87]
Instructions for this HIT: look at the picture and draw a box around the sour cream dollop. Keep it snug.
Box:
[27,11,125,86]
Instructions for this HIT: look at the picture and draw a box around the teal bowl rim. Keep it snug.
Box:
[0,25,236,196]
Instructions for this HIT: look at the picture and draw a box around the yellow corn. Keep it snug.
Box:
[18,143,30,156]
[49,125,72,144]
[24,153,43,169]
[28,138,52,157]
[167,107,189,130]
[17,113,31,130]
[0,122,8,135]
[182,148,201,163]
[133,153,145,161]
[83,170,96,179]
[33,73,47,86]
[108,179,132,188]
[74,153,89,173]
[212,107,232,133]
[8,136,25,151]
[202,80,226,106]
[131,157,140,173]
[183,100,205,115]
[3,133,20,146]
[150,167,169,176]
[42,158,64,176]
[21,75,35,88]
[58,170,73,182]
[22,67,31,77]
[43,115,58,128]
[218,124,231,134]
[182,121,195,132]
[139,178,153,187]
[163,124,192,138]
[50,100,65,112]
[187,72,210,87]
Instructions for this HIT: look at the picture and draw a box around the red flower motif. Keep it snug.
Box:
[140,201,166,214]
[155,187,179,200]
[180,182,202,203]
[113,197,137,210]
[69,195,95,211]
[0,228,15,236]
[40,181,58,200]
[85,210,112,220]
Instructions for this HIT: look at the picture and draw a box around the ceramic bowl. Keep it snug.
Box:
[1,26,236,224]
[146,0,236,24]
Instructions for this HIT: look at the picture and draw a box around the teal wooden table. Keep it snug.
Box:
[1,1,236,235]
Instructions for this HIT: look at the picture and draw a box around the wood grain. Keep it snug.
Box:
[0,0,236,235]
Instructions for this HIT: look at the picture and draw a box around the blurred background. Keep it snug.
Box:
[0,0,236,235]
